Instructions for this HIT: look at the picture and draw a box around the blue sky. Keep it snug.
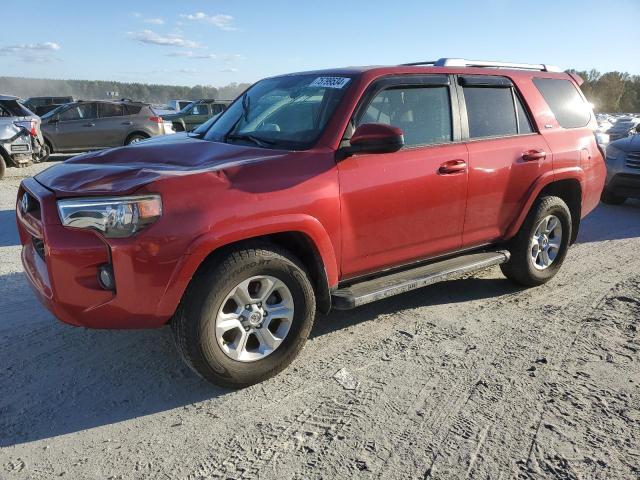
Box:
[1,0,638,87]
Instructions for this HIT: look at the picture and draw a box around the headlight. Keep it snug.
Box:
[605,145,623,162]
[57,195,162,238]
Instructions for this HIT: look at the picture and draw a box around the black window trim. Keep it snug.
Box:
[340,74,462,152]
[455,74,539,142]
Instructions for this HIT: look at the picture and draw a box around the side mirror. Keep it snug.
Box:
[343,123,404,157]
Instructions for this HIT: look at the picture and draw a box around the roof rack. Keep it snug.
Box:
[402,58,562,73]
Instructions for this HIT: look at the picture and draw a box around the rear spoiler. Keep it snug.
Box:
[568,72,584,86]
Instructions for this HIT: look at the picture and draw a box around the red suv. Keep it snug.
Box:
[16,59,606,387]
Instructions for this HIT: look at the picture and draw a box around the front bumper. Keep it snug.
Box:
[16,178,183,329]
[604,150,640,198]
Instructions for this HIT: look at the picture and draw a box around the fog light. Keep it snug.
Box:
[98,264,115,291]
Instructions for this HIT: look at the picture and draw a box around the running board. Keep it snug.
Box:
[331,250,510,310]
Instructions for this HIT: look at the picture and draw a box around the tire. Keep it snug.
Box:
[600,188,626,205]
[40,141,51,162]
[172,243,316,388]
[0,154,5,180]
[500,196,572,287]
[125,133,147,145]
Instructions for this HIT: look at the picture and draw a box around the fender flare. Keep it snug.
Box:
[504,168,585,240]
[155,214,339,319]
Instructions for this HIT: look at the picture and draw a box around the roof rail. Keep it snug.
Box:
[401,58,562,73]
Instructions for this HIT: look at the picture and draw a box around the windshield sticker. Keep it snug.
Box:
[309,77,351,89]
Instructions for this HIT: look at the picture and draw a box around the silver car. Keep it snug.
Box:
[0,95,44,179]
[601,135,640,204]
[41,100,174,154]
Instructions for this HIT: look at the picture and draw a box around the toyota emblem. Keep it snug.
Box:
[20,193,29,214]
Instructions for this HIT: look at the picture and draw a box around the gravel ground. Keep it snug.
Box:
[1,161,639,480]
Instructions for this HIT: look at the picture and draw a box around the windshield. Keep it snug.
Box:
[204,73,354,149]
[178,102,196,114]
[41,104,66,120]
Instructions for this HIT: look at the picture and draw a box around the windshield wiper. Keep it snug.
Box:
[226,133,277,148]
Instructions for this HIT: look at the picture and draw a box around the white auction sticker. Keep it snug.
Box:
[309,77,351,89]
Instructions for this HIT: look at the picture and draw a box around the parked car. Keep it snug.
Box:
[606,118,640,141]
[22,96,74,117]
[167,99,193,112]
[162,99,231,132]
[40,100,174,153]
[17,58,605,387]
[601,135,640,204]
[0,95,46,179]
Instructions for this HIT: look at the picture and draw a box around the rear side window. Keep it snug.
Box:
[124,104,142,115]
[99,103,123,118]
[533,78,590,128]
[356,86,452,147]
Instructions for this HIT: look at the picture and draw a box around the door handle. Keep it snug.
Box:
[121,121,133,126]
[438,159,467,175]
[522,149,546,161]
[83,123,95,127]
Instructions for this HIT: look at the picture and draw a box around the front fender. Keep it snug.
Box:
[154,213,339,319]
[504,167,585,240]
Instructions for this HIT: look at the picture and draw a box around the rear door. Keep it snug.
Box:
[53,103,99,151]
[458,75,552,247]
[338,75,469,278]
[95,103,126,147]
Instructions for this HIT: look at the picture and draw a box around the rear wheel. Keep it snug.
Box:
[600,188,626,205]
[172,244,316,388]
[501,196,572,287]
[125,133,148,145]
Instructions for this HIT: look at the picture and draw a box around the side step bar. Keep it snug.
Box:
[331,250,510,310]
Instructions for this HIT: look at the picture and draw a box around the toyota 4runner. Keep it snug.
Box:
[16,58,606,387]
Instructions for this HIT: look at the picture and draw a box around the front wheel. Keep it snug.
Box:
[172,244,316,388]
[501,196,572,287]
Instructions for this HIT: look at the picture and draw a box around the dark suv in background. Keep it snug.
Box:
[41,100,174,153]
[22,96,74,116]
[162,99,231,132]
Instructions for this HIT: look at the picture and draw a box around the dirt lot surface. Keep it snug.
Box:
[1,161,639,480]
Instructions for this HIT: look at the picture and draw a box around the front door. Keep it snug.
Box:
[338,76,469,278]
[53,103,99,151]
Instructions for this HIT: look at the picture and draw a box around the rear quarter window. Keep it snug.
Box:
[533,78,591,128]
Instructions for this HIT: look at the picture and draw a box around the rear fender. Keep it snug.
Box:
[504,168,585,240]
[155,214,338,319]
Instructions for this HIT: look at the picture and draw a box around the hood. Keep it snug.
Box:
[35,136,290,197]
[161,112,182,120]
[611,134,640,152]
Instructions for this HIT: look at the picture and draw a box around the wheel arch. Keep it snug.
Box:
[158,220,339,320]
[124,131,150,145]
[505,169,584,244]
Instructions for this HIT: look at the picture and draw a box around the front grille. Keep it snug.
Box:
[32,237,45,259]
[626,152,640,170]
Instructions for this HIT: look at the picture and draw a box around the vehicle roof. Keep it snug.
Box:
[0,94,18,101]
[275,64,572,81]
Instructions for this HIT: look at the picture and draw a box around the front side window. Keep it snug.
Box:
[356,86,453,147]
[205,74,354,149]
[533,78,590,129]
[191,104,209,115]
[59,103,97,121]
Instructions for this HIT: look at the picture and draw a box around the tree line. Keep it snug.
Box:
[0,76,251,105]
[566,70,638,113]
[1,71,639,113]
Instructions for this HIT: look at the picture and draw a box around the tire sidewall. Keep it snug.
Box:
[193,253,314,386]
[523,200,572,282]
